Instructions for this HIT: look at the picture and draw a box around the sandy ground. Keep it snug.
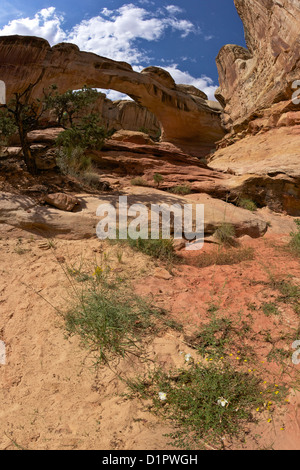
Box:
[0,232,299,450]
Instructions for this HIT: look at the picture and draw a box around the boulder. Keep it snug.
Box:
[44,193,79,211]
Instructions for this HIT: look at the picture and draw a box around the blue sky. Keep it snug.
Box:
[0,1,246,100]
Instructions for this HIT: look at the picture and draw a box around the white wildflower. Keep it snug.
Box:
[217,397,228,407]
[158,392,167,401]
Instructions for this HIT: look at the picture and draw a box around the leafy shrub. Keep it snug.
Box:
[0,110,17,144]
[56,114,107,151]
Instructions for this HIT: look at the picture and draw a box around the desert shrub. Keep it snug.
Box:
[153,173,164,188]
[238,198,257,212]
[131,177,149,187]
[214,223,236,245]
[56,114,107,151]
[0,111,17,144]
[169,184,192,195]
[56,146,92,177]
[127,237,178,262]
[80,171,102,188]
[126,361,276,450]
[65,285,164,365]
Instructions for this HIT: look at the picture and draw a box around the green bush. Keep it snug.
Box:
[169,185,192,195]
[127,361,276,449]
[238,198,257,212]
[65,287,161,365]
[126,237,177,262]
[56,114,107,151]
[153,173,164,188]
[0,111,17,144]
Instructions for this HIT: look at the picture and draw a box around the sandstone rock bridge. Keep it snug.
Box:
[0,35,225,157]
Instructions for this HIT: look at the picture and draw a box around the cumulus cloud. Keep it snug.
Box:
[0,5,196,62]
[0,5,217,101]
[0,7,66,44]
[161,65,218,101]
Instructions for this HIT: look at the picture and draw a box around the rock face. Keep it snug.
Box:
[208,126,300,215]
[216,0,300,135]
[93,138,230,197]
[0,35,225,156]
[210,0,300,215]
[87,95,160,138]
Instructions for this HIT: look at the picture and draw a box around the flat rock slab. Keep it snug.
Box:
[0,189,271,240]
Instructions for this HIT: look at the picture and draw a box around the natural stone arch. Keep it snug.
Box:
[0,35,225,156]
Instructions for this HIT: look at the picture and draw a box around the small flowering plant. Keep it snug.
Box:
[217,397,229,408]
[127,361,273,449]
[158,392,167,401]
[92,266,103,280]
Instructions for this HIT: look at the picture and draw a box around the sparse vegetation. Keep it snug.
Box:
[56,146,92,177]
[65,285,162,364]
[238,198,258,212]
[126,360,281,450]
[289,219,300,257]
[153,173,164,188]
[131,177,149,187]
[191,316,253,360]
[197,247,254,268]
[169,184,192,195]
[261,302,280,317]
[126,237,178,262]
[214,223,236,245]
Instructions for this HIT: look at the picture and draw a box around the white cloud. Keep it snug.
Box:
[0,5,196,63]
[0,7,66,44]
[67,4,197,63]
[165,5,184,15]
[161,65,218,101]
[0,5,217,101]
[100,89,131,101]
